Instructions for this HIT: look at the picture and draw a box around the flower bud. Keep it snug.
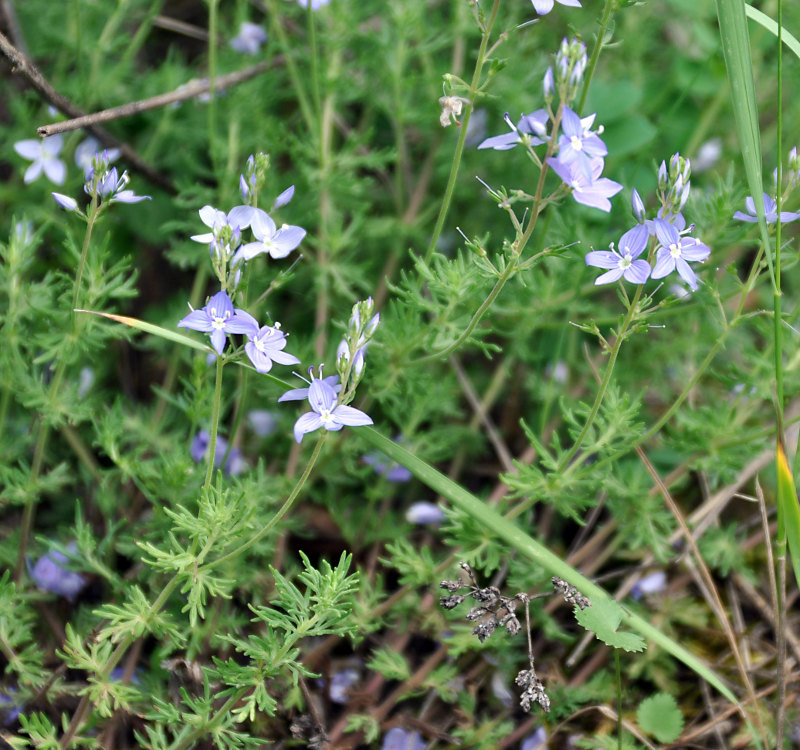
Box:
[632,188,646,222]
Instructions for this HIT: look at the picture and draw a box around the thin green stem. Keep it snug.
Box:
[267,0,315,133]
[558,284,645,471]
[577,0,615,114]
[72,195,99,314]
[207,0,219,174]
[307,0,321,119]
[615,649,623,750]
[203,354,225,489]
[206,433,327,571]
[424,0,502,263]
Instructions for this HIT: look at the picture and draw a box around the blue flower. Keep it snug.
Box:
[28,543,87,601]
[178,290,258,354]
[190,430,247,476]
[95,166,150,203]
[278,373,341,403]
[557,107,607,182]
[381,727,425,750]
[363,448,412,482]
[75,136,120,177]
[405,502,444,524]
[478,110,549,151]
[233,210,306,262]
[289,376,372,443]
[547,156,622,212]
[14,134,66,185]
[229,22,267,55]
[585,224,651,285]
[733,193,800,224]
[244,321,301,374]
[531,0,581,15]
[297,0,330,8]
[650,218,710,291]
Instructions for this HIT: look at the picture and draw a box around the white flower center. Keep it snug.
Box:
[319,408,334,424]
[669,241,682,258]
[619,253,633,269]
[569,135,583,151]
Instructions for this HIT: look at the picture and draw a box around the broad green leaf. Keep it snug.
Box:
[637,692,684,743]
[574,598,646,653]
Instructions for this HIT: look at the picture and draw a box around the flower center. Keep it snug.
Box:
[569,135,583,151]
[319,409,334,424]
[669,241,682,258]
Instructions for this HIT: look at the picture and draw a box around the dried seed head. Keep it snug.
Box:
[440,579,464,592]
[473,620,497,642]
[552,577,591,610]
[439,594,466,610]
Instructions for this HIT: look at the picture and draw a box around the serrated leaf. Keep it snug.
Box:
[574,599,646,653]
[637,692,684,743]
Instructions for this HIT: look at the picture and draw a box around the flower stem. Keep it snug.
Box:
[204,354,225,489]
[424,0,502,264]
[206,433,327,571]
[558,283,645,471]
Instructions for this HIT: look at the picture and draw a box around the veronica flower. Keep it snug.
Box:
[478,110,549,151]
[297,0,331,8]
[243,321,301,373]
[328,669,360,704]
[557,107,607,181]
[289,376,372,443]
[273,185,295,209]
[405,502,445,524]
[233,210,306,262]
[631,570,667,600]
[733,192,800,224]
[650,218,710,291]
[95,167,150,203]
[178,290,258,354]
[363,448,413,482]
[531,0,581,15]
[547,156,622,212]
[585,224,651,285]
[381,727,425,750]
[75,136,120,176]
[191,206,241,243]
[28,544,87,601]
[190,430,247,476]
[14,134,66,185]
[279,373,341,402]
[229,22,267,54]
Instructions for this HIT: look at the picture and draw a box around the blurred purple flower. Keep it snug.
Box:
[14,134,66,185]
[328,668,359,703]
[585,224,651,285]
[190,430,247,477]
[230,22,267,54]
[248,410,278,437]
[405,502,444,525]
[547,156,622,212]
[521,727,547,750]
[297,0,331,8]
[29,543,87,601]
[363,451,412,483]
[75,136,120,176]
[734,192,800,224]
[631,570,667,600]
[0,689,22,726]
[531,0,581,14]
[381,727,425,750]
[178,290,257,355]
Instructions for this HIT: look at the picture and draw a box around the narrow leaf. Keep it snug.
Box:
[745,5,800,60]
[75,310,212,353]
[776,440,800,588]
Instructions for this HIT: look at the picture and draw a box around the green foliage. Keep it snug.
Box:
[1,0,798,745]
[637,691,684,743]
[575,600,647,653]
